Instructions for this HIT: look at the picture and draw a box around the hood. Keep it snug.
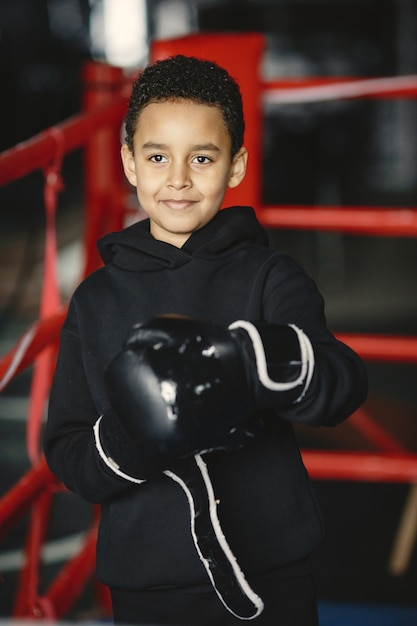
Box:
[97,206,269,272]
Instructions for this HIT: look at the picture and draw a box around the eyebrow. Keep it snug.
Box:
[142,142,220,152]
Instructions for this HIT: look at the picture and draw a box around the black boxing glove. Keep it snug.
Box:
[228,320,315,411]
[94,316,261,481]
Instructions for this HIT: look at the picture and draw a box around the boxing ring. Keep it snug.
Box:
[0,33,416,619]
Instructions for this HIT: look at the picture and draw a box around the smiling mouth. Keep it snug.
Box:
[162,199,197,210]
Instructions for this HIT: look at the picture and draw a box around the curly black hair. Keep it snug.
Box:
[124,55,245,157]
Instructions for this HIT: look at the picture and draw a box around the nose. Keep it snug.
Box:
[167,161,191,189]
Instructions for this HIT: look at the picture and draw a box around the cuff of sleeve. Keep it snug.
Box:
[94,414,146,484]
[228,320,315,403]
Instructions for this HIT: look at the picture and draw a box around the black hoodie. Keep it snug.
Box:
[44,206,367,590]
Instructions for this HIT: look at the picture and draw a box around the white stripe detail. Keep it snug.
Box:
[294,326,315,402]
[263,74,417,105]
[0,326,37,391]
[93,416,146,484]
[0,531,87,572]
[165,455,264,620]
[228,320,315,402]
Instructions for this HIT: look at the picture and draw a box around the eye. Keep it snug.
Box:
[192,155,212,164]
[150,154,167,163]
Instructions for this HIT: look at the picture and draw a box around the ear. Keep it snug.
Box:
[121,144,138,187]
[228,147,248,189]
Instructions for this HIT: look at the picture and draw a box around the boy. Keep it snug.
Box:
[44,55,368,625]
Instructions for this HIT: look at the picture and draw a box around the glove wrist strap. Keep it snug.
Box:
[228,320,315,403]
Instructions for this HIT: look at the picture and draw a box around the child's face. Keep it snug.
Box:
[121,99,247,247]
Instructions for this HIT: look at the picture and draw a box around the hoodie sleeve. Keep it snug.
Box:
[44,327,136,503]
[232,253,368,427]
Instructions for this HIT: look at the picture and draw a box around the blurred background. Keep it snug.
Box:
[0,0,416,622]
